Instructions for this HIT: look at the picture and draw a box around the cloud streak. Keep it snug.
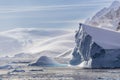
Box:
[34,19,85,24]
[0,2,110,13]
[0,0,116,31]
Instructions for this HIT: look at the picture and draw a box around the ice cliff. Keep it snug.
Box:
[70,23,120,68]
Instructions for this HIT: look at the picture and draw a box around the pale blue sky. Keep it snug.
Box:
[0,0,118,31]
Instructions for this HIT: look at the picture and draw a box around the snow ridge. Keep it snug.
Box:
[86,1,120,31]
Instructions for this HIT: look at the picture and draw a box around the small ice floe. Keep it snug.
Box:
[12,69,25,72]
[30,69,44,72]
[97,77,118,80]
[0,65,13,69]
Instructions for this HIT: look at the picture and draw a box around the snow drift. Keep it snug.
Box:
[70,23,120,68]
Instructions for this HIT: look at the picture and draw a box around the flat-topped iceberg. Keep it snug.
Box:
[70,23,120,68]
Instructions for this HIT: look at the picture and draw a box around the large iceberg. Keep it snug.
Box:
[70,23,120,68]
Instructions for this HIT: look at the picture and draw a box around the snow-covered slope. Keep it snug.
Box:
[70,23,120,68]
[0,28,74,57]
[86,1,120,31]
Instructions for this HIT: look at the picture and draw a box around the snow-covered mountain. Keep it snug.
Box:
[86,1,120,31]
[70,23,120,68]
[0,28,75,57]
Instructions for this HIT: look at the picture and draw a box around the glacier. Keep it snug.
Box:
[70,23,120,68]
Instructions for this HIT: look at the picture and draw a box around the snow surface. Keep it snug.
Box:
[82,24,120,49]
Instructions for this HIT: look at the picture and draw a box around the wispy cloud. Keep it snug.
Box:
[0,2,109,13]
[0,0,116,31]
[34,19,85,24]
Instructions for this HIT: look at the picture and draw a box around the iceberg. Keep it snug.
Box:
[70,23,120,68]
[29,56,67,67]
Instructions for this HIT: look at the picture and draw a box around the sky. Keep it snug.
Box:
[0,0,118,31]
